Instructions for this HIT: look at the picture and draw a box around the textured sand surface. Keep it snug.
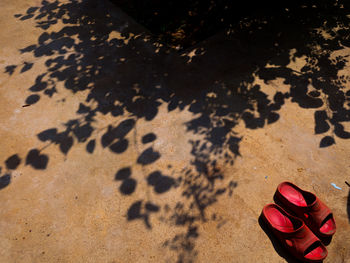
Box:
[0,0,349,262]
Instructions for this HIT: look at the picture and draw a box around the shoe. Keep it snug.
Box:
[261,203,328,262]
[274,182,336,238]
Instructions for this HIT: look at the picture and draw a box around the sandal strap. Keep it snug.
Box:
[306,198,332,228]
[291,227,319,257]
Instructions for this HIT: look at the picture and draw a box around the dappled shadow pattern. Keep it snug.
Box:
[8,0,350,156]
[2,0,350,261]
[127,200,160,229]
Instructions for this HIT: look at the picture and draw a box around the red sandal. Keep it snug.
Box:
[262,204,328,262]
[274,182,336,238]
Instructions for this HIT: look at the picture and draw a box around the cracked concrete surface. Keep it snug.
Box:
[0,0,350,262]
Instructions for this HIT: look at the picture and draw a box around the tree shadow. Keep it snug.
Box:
[0,173,11,190]
[2,0,350,261]
[5,154,21,170]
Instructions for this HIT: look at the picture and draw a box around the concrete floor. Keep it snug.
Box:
[0,0,350,262]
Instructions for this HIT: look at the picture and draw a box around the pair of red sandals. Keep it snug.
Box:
[261,182,336,262]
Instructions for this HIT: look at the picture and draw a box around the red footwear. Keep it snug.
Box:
[262,204,328,262]
[275,182,336,238]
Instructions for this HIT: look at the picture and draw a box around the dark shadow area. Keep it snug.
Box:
[320,235,333,247]
[112,0,328,49]
[119,178,137,195]
[5,154,21,170]
[86,139,95,153]
[142,133,156,144]
[25,94,40,105]
[25,149,48,169]
[2,0,350,261]
[115,167,137,195]
[137,147,161,165]
[7,0,350,162]
[0,174,11,190]
[115,167,132,180]
[147,171,176,194]
[127,200,160,229]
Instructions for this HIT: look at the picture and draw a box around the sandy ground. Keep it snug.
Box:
[0,0,349,262]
